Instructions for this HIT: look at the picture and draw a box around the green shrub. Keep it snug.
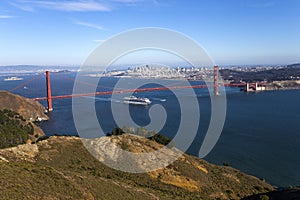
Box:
[107,127,125,136]
[259,194,269,200]
[148,134,172,146]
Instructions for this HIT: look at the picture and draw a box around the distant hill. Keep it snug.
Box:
[287,63,300,68]
[220,67,300,82]
[0,134,274,199]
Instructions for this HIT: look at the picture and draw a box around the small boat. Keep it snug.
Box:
[4,76,23,81]
[123,96,151,105]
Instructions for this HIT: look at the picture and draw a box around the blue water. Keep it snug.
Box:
[0,72,299,187]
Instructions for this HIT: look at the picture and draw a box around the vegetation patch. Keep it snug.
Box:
[0,109,34,148]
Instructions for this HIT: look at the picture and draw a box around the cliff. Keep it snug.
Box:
[0,135,274,199]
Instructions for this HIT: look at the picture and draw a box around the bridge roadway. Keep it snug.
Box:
[31,83,246,101]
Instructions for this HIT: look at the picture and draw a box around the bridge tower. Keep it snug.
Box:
[214,65,219,95]
[46,71,53,111]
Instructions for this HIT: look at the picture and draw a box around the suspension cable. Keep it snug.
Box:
[9,73,44,92]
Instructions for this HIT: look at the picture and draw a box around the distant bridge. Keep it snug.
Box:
[10,66,247,111]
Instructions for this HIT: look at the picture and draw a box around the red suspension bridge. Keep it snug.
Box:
[10,66,247,111]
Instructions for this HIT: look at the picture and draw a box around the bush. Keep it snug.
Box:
[0,109,32,148]
[148,134,172,146]
[107,127,125,136]
[259,194,269,200]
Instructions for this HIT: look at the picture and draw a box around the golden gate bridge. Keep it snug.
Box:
[9,66,246,112]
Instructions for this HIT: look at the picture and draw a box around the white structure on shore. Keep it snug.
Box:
[246,83,266,92]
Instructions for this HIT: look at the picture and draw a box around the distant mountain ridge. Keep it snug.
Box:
[287,63,300,68]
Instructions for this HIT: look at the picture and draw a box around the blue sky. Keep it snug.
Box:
[0,0,299,66]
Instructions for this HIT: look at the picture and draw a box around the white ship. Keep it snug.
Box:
[123,96,151,105]
[4,76,23,81]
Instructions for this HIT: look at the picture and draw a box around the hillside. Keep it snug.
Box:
[220,66,300,82]
[0,90,48,122]
[0,90,47,145]
[0,135,274,200]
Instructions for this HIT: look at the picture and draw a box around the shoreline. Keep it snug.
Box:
[86,74,300,91]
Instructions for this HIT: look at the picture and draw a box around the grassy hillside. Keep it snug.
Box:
[0,135,274,200]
